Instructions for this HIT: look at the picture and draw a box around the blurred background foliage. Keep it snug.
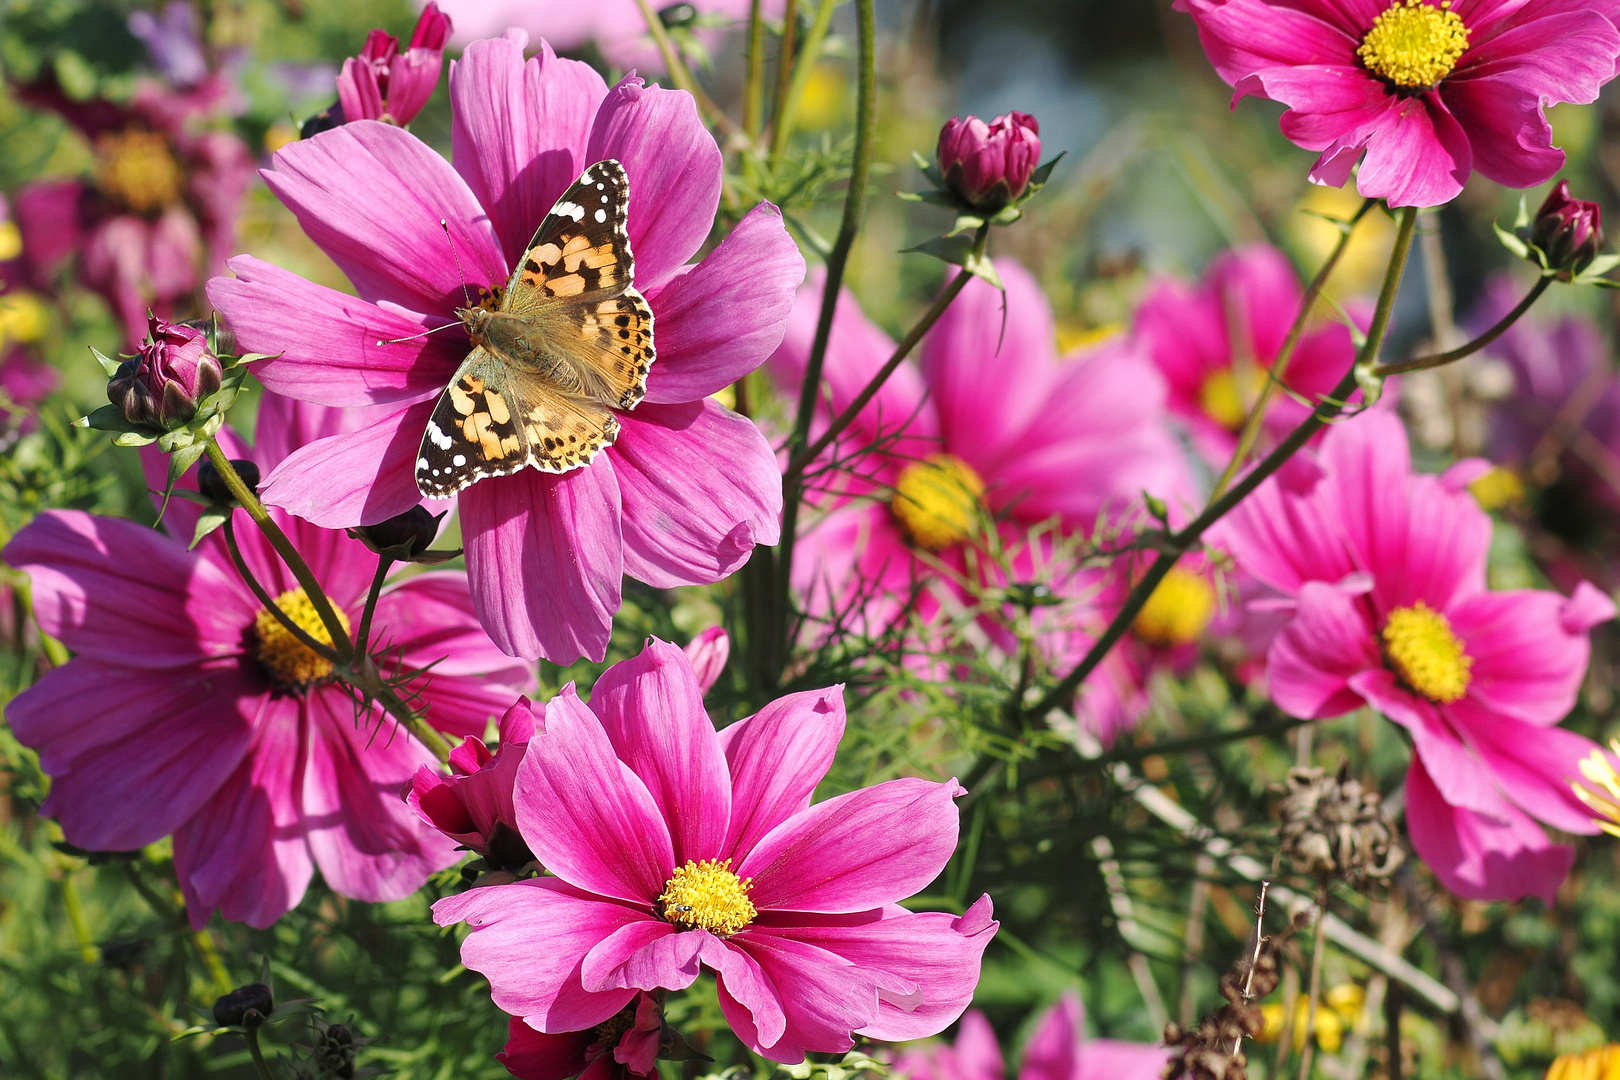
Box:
[1,0,1619,1078]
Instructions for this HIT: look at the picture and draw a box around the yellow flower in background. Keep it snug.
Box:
[1287,184,1396,300]
[0,219,21,261]
[795,62,846,131]
[1255,985,1366,1053]
[1574,740,1620,838]
[1471,466,1526,511]
[0,291,50,348]
[1547,1044,1620,1080]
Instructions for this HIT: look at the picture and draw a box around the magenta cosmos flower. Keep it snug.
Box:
[1211,409,1616,903]
[433,638,997,1064]
[210,31,799,664]
[2,391,531,928]
[894,992,1169,1080]
[337,2,454,127]
[1176,0,1620,207]
[15,71,253,343]
[1134,244,1359,469]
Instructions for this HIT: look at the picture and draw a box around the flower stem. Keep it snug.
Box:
[1210,197,1376,499]
[770,0,800,150]
[744,0,766,139]
[1370,276,1551,376]
[1025,205,1421,722]
[1296,891,1329,1080]
[202,439,352,663]
[771,0,831,158]
[221,519,342,664]
[243,1029,277,1080]
[632,0,742,138]
[763,0,874,684]
[354,554,393,658]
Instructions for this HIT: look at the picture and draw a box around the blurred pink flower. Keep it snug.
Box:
[410,696,539,872]
[1212,409,1616,903]
[1133,244,1360,469]
[500,993,662,1080]
[1175,0,1620,207]
[423,0,779,72]
[433,638,996,1064]
[1,392,532,928]
[770,259,1194,741]
[682,626,730,693]
[338,2,453,126]
[211,31,799,664]
[894,992,1169,1080]
[14,73,252,344]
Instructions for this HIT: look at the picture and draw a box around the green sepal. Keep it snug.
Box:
[946,212,987,236]
[155,443,208,525]
[1353,360,1385,410]
[1142,490,1169,526]
[903,235,1001,287]
[166,489,213,506]
[989,204,1024,226]
[1493,218,1531,260]
[912,149,944,189]
[1513,192,1530,231]
[189,507,231,550]
[90,346,124,377]
[1297,207,1356,234]
[896,188,963,210]
[1572,253,1620,287]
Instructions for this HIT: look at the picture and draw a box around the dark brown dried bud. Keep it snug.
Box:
[350,505,440,559]
[213,982,273,1029]
[197,457,260,506]
[1276,764,1403,883]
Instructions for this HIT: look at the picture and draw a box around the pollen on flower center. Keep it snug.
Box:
[890,454,986,552]
[93,130,186,214]
[1199,368,1264,431]
[592,1004,638,1047]
[1381,601,1471,703]
[254,587,350,688]
[1134,567,1218,646]
[658,858,756,936]
[1574,739,1620,839]
[1357,1,1470,89]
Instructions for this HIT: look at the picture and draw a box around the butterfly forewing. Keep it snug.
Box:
[413,158,652,498]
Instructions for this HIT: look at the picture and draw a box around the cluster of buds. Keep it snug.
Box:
[1163,909,1309,1080]
[1275,764,1403,884]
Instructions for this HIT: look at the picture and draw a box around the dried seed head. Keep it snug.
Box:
[1276,764,1403,883]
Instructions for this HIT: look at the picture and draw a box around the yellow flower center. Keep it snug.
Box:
[1574,739,1620,839]
[1134,567,1218,646]
[93,130,186,214]
[1357,1,1470,88]
[1547,1044,1620,1080]
[890,454,985,552]
[1199,368,1264,431]
[1382,601,1471,703]
[0,220,21,261]
[592,1003,638,1047]
[1468,466,1524,511]
[658,858,756,936]
[0,291,50,347]
[254,587,350,688]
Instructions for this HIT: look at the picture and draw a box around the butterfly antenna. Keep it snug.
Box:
[441,218,474,309]
[376,322,461,346]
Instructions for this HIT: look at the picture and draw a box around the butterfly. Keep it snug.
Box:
[414,158,654,499]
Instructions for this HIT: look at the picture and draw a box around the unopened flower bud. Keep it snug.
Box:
[351,505,440,558]
[198,457,260,505]
[106,313,223,430]
[212,982,273,1029]
[937,111,1041,214]
[1530,180,1604,281]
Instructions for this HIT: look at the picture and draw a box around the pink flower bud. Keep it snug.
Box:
[107,313,221,429]
[408,697,537,873]
[937,111,1041,213]
[335,2,452,127]
[682,626,730,694]
[1531,180,1605,281]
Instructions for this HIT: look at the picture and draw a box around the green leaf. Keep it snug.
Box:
[189,507,230,550]
[903,233,977,265]
[89,346,123,377]
[1493,218,1530,260]
[1027,151,1065,189]
[946,212,986,236]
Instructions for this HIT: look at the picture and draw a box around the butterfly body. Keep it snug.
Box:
[415,159,654,499]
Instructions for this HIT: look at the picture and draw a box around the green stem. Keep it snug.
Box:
[1296,893,1329,1080]
[772,0,836,158]
[1210,198,1375,499]
[1370,276,1551,376]
[354,555,393,658]
[769,0,800,150]
[744,0,765,138]
[633,0,742,137]
[765,0,874,684]
[244,1029,277,1080]
[1025,205,1421,721]
[222,519,341,664]
[59,867,98,963]
[1022,712,1309,781]
[203,439,352,663]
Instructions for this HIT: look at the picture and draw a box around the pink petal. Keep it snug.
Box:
[588,638,731,864]
[1451,588,1594,724]
[374,570,534,681]
[580,920,706,992]
[1209,447,1353,594]
[585,77,723,292]
[301,690,460,902]
[1403,757,1572,905]
[3,510,247,666]
[15,659,259,851]
[1351,669,1508,820]
[1264,580,1381,718]
[711,939,789,1054]
[173,695,314,929]
[1134,276,1228,415]
[386,47,445,125]
[921,259,1057,472]
[1174,0,1357,86]
[337,55,384,121]
[1204,244,1308,362]
[209,256,461,407]
[514,685,674,903]
[498,1017,590,1080]
[433,878,643,1031]
[683,626,730,693]
[1561,581,1617,632]
[950,1011,1007,1080]
[449,35,608,269]
[717,686,846,863]
[611,400,782,589]
[1352,93,1473,208]
[252,391,398,475]
[1448,698,1604,834]
[739,777,963,913]
[724,930,888,1062]
[642,201,805,404]
[260,400,433,529]
[1022,993,1082,1080]
[460,460,624,663]
[263,120,506,312]
[1077,1041,1177,1080]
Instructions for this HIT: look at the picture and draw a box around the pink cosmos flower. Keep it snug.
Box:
[894,992,1170,1080]
[422,0,780,72]
[1134,244,1359,469]
[2,391,532,928]
[338,2,453,127]
[15,71,253,343]
[433,638,997,1064]
[1211,409,1617,903]
[410,696,540,873]
[500,993,662,1080]
[1175,0,1620,207]
[770,259,1193,740]
[210,31,799,664]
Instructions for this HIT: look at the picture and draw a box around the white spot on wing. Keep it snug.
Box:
[427,422,453,450]
[453,454,467,467]
[417,457,429,471]
[557,201,585,222]
[594,208,607,223]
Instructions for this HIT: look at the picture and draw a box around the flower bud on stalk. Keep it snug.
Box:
[351,505,441,560]
[197,457,260,505]
[212,982,274,1030]
[1530,180,1605,281]
[937,111,1041,214]
[107,313,222,432]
